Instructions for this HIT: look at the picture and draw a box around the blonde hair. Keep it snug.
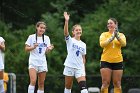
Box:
[72,24,82,31]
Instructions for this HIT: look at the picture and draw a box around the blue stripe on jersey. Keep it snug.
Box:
[65,35,69,40]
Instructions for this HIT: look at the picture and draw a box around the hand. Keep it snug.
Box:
[0,42,5,49]
[64,12,70,21]
[33,43,38,49]
[108,32,115,42]
[0,43,2,48]
[46,44,54,53]
[47,44,54,50]
[115,30,120,40]
[115,25,119,32]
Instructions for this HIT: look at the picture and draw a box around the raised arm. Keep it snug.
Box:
[64,12,70,36]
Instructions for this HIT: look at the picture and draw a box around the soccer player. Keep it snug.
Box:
[63,12,88,93]
[99,18,126,93]
[25,21,54,93]
[0,36,5,93]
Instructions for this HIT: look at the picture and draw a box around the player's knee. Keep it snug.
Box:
[102,81,110,88]
[113,81,121,88]
[78,81,87,91]
[30,80,36,85]
[38,82,44,88]
[65,82,72,89]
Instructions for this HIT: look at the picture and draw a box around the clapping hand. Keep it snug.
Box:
[46,44,54,53]
[115,26,120,40]
[108,32,115,42]
[33,43,38,49]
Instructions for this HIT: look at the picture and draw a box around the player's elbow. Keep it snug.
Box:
[121,43,126,47]
[100,43,106,48]
[25,47,29,52]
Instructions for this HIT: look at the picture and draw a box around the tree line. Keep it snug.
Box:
[0,0,140,92]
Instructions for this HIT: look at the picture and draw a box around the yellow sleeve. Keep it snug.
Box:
[4,73,9,82]
[100,33,109,48]
[118,33,126,47]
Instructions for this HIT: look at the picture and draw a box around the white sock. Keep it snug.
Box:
[81,89,88,93]
[0,80,4,93]
[37,90,44,93]
[28,85,35,93]
[64,88,71,93]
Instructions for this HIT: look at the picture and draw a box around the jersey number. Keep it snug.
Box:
[76,50,80,56]
[39,48,42,54]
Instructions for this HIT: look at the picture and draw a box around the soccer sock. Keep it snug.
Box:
[64,88,71,93]
[37,90,44,93]
[101,88,108,93]
[81,89,88,93]
[0,80,4,93]
[114,87,122,93]
[28,85,35,93]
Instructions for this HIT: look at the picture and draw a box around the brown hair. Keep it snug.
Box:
[36,21,46,28]
[35,21,46,43]
[109,18,118,25]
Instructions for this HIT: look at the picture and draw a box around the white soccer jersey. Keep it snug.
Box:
[25,34,51,66]
[64,35,86,69]
[0,37,5,69]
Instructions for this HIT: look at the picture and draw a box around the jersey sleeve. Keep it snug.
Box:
[99,33,108,48]
[84,44,86,55]
[0,37,5,42]
[65,35,72,45]
[4,73,9,82]
[25,35,32,46]
[47,36,51,47]
[119,33,127,47]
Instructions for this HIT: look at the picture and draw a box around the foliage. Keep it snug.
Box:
[1,0,140,92]
[80,0,140,75]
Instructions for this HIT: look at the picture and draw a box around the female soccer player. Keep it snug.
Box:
[25,21,54,93]
[63,12,88,93]
[0,36,5,93]
[99,18,126,93]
